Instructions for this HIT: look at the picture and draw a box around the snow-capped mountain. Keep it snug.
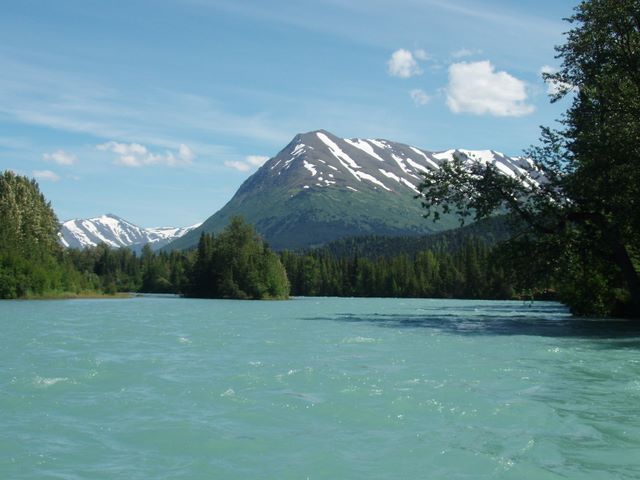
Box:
[169,129,544,250]
[59,214,201,251]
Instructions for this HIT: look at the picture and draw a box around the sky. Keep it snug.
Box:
[0,0,578,227]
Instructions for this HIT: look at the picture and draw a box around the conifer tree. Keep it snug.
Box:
[417,0,640,316]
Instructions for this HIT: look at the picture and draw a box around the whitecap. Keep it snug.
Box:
[343,336,376,344]
[34,376,69,387]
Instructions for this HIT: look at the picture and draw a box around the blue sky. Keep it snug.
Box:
[0,0,577,227]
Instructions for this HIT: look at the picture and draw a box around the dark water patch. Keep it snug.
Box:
[309,310,640,341]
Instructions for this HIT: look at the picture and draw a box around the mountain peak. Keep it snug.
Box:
[59,215,201,252]
[170,131,543,251]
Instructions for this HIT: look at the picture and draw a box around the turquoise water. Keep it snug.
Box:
[1,297,639,479]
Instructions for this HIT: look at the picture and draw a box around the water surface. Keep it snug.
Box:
[1,297,639,479]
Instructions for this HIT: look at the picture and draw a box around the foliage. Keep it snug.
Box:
[184,216,289,299]
[417,0,640,317]
[281,237,522,300]
[0,171,546,303]
[62,219,528,301]
[0,171,73,298]
[321,215,515,259]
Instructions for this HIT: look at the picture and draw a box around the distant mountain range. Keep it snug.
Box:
[59,130,541,253]
[59,214,200,252]
[169,129,542,251]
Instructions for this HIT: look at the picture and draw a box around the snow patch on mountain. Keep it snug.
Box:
[59,214,201,251]
[258,130,542,200]
[303,160,317,176]
[355,171,391,191]
[345,138,385,162]
[316,132,361,175]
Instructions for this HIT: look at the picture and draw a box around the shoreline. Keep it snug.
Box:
[18,292,134,300]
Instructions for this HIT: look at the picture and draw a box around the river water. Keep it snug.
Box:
[1,297,639,479]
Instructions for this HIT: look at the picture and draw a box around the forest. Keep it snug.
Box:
[0,173,290,300]
[0,166,630,313]
[0,170,536,303]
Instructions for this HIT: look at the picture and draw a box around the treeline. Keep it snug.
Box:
[63,234,525,300]
[0,171,289,300]
[0,171,94,298]
[64,218,290,299]
[322,215,515,259]
[282,238,519,299]
[0,170,537,301]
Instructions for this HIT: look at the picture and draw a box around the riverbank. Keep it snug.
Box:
[20,291,134,300]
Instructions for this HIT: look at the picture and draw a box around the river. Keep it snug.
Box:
[1,297,639,479]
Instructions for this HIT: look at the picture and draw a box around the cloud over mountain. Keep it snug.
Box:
[446,61,534,117]
[225,155,269,172]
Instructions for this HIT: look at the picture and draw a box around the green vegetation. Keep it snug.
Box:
[184,217,289,299]
[0,171,95,298]
[171,179,460,251]
[63,217,290,299]
[64,223,526,301]
[0,170,525,302]
[3,1,636,313]
[0,179,289,300]
[0,171,568,304]
[321,216,514,259]
[281,238,518,299]
[418,0,640,317]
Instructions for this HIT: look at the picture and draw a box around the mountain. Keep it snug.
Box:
[59,214,201,252]
[169,129,543,251]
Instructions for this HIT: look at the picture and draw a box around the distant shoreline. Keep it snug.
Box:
[16,292,134,301]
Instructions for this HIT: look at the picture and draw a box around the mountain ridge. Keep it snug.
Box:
[169,129,543,251]
[59,213,201,252]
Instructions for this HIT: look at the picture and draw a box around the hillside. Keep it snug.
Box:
[169,130,541,251]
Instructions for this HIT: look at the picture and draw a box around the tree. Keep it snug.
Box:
[183,216,289,299]
[417,0,640,317]
[0,171,66,297]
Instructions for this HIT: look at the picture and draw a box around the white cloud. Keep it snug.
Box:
[224,160,251,172]
[388,49,422,78]
[409,89,431,106]
[43,149,76,165]
[225,155,270,172]
[446,60,534,117]
[33,170,60,182]
[96,141,195,167]
[540,65,577,96]
[246,155,269,167]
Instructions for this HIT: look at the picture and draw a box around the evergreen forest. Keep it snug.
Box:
[0,171,539,303]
